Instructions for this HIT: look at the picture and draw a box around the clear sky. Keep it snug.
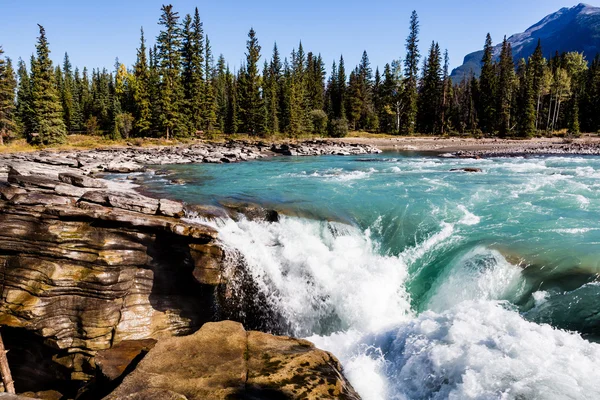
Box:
[0,0,591,74]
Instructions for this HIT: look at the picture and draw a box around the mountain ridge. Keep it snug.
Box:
[451,3,600,80]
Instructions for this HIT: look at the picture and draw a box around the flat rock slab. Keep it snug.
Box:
[105,321,360,400]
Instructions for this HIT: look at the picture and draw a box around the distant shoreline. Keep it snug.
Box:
[335,136,600,157]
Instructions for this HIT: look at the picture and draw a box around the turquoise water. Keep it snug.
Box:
[139,153,600,399]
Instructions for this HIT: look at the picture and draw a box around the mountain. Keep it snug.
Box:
[450,3,600,81]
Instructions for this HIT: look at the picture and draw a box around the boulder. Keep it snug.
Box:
[450,168,483,173]
[105,321,360,400]
[158,199,185,218]
[58,173,107,189]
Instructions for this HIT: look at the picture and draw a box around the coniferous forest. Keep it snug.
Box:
[1,5,600,146]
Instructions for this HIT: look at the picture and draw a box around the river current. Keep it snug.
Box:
[139,153,600,400]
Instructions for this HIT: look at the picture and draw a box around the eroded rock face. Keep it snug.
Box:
[0,163,228,391]
[105,321,360,400]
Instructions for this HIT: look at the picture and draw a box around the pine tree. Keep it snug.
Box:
[215,55,228,132]
[497,36,515,137]
[133,27,152,136]
[264,43,282,134]
[30,24,66,145]
[0,49,17,145]
[402,10,420,134]
[336,55,347,120]
[203,36,217,131]
[238,28,265,135]
[182,8,205,133]
[224,66,239,134]
[441,49,451,134]
[16,58,34,136]
[516,58,535,137]
[417,41,442,134]
[529,39,545,131]
[479,33,497,134]
[60,53,75,132]
[568,95,580,135]
[156,4,184,139]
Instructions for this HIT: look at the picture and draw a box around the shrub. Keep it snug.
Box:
[329,118,349,138]
[310,109,328,136]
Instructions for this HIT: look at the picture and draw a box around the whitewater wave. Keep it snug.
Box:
[311,301,600,400]
[210,215,413,335]
[279,167,377,182]
[200,209,600,400]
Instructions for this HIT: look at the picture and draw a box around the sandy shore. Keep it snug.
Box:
[334,136,600,155]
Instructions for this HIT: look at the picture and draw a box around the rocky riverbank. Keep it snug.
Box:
[0,140,381,179]
[0,140,364,399]
[449,141,600,158]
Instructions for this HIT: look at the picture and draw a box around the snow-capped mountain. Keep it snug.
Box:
[451,3,600,80]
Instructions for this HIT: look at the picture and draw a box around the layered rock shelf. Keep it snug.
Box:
[0,140,365,399]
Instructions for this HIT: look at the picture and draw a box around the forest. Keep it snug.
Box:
[1,4,600,146]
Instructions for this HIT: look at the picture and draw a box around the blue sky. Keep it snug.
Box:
[0,1,590,74]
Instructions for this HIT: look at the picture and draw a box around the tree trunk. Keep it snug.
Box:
[166,127,170,141]
[546,94,553,132]
[554,99,562,133]
[0,331,15,394]
[0,130,4,146]
[535,94,541,130]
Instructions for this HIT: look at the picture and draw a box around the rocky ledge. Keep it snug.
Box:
[0,148,360,399]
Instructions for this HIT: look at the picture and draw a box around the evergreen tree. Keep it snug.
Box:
[133,27,152,136]
[402,10,420,134]
[516,58,536,137]
[71,67,83,131]
[479,33,497,134]
[417,41,442,134]
[568,95,580,135]
[238,28,265,134]
[61,53,75,131]
[215,55,228,132]
[441,49,452,134]
[264,43,282,134]
[336,56,347,121]
[156,4,184,139]
[182,8,205,133]
[0,49,17,145]
[16,58,34,136]
[30,24,66,145]
[224,66,239,134]
[203,36,217,131]
[529,39,545,131]
[497,36,515,137]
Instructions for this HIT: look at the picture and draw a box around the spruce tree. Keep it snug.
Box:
[203,36,217,132]
[61,53,75,132]
[133,27,152,136]
[238,28,265,135]
[0,50,17,145]
[224,66,239,134]
[337,56,347,120]
[479,33,497,134]
[417,41,442,134]
[156,4,184,139]
[182,8,205,133]
[402,11,420,134]
[529,39,545,131]
[516,58,535,137]
[265,43,282,134]
[215,55,228,132]
[30,24,66,145]
[16,58,34,136]
[497,36,515,137]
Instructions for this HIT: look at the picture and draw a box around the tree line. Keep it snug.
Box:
[0,5,599,146]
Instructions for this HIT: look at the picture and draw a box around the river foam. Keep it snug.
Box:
[205,214,600,400]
